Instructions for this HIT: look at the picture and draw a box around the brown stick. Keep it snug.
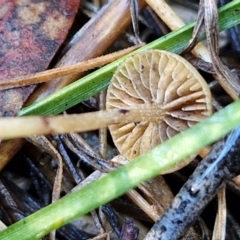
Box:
[0,46,142,90]
[0,107,165,139]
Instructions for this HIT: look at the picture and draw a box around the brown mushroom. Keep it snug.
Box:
[106,50,212,173]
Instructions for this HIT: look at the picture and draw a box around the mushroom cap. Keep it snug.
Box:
[106,50,212,173]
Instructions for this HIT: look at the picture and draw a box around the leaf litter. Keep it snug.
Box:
[0,1,240,240]
[0,0,80,117]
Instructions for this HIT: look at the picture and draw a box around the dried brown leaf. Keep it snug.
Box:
[204,0,240,99]
[0,0,80,116]
[182,0,205,53]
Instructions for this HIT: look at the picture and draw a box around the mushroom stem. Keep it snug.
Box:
[0,107,165,139]
[118,103,166,122]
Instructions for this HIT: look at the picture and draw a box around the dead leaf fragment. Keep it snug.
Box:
[0,0,80,117]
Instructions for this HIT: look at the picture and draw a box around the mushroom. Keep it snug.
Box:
[106,50,212,173]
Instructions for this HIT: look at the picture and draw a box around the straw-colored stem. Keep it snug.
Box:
[212,186,226,240]
[127,189,159,222]
[0,106,165,139]
[0,46,141,90]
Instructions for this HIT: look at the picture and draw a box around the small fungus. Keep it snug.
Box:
[106,50,212,173]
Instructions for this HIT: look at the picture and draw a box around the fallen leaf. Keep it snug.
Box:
[0,0,80,116]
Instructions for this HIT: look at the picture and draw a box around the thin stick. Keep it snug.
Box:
[0,45,143,90]
[0,107,165,139]
[130,0,142,43]
[212,186,226,240]
[98,91,107,158]
[127,189,159,222]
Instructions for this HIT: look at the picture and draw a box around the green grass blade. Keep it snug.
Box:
[19,0,240,116]
[2,99,240,240]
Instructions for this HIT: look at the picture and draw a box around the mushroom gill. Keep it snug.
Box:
[106,50,212,173]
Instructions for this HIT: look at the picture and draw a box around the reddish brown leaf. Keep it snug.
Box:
[0,0,80,116]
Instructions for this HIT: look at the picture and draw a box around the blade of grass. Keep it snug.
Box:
[2,99,240,240]
[19,0,240,116]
